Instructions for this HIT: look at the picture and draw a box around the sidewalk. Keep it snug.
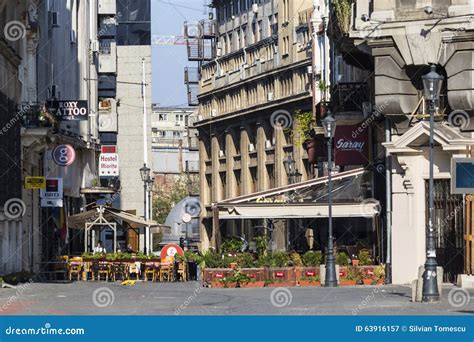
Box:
[0,282,471,315]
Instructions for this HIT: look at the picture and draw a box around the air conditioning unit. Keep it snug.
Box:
[265,140,272,149]
[267,92,274,101]
[252,3,259,14]
[51,11,60,28]
[152,137,159,143]
[219,150,225,158]
[216,47,222,57]
[249,143,255,152]
[216,41,223,49]
[211,109,217,117]
[218,68,225,77]
[307,65,313,74]
[90,40,99,52]
[197,114,204,121]
[50,84,58,99]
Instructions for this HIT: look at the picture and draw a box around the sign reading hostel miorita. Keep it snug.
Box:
[99,153,119,177]
[47,100,89,121]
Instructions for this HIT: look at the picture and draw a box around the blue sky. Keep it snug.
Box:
[151,0,209,107]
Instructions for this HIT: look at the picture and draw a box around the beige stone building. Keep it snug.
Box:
[349,0,474,284]
[190,0,378,256]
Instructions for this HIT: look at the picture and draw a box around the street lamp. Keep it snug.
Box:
[283,156,302,184]
[421,64,443,302]
[322,111,337,287]
[139,163,150,254]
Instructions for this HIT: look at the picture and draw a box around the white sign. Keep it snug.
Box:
[40,178,63,207]
[99,153,119,177]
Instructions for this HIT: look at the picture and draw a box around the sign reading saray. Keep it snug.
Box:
[334,125,369,166]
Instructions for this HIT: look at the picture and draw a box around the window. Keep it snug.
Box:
[116,0,151,46]
[158,113,167,121]
[242,25,248,46]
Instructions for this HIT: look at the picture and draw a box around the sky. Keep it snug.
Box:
[151,0,209,107]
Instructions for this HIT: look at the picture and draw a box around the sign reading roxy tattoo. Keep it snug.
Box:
[47,100,89,121]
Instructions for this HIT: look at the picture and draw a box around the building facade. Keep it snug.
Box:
[151,105,199,191]
[190,0,378,255]
[349,0,474,284]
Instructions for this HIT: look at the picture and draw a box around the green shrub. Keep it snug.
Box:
[221,238,244,253]
[253,236,268,258]
[289,252,303,267]
[235,253,255,268]
[202,250,223,268]
[345,266,362,281]
[302,251,324,266]
[336,252,349,266]
[270,251,290,267]
[357,249,372,266]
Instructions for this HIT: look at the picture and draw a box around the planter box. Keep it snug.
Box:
[267,281,295,287]
[210,281,237,288]
[240,268,266,282]
[298,280,321,287]
[203,268,234,283]
[295,267,320,279]
[266,267,297,285]
[362,278,375,285]
[240,281,265,288]
[339,280,357,286]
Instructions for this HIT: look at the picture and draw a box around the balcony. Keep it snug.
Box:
[21,103,52,128]
[331,82,369,114]
[184,67,200,84]
[187,83,199,106]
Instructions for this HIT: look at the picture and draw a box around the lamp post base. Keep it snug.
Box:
[325,254,338,288]
[421,259,440,303]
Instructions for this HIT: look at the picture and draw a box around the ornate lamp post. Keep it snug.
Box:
[421,65,444,302]
[283,156,302,184]
[140,163,151,254]
[322,112,337,287]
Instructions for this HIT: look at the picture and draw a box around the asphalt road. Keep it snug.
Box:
[0,281,472,315]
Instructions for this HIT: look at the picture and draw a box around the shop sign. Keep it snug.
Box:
[255,197,287,204]
[305,271,316,277]
[451,158,474,194]
[52,144,76,167]
[275,272,285,278]
[40,178,63,207]
[214,273,224,279]
[24,176,46,190]
[47,100,89,121]
[99,153,119,177]
[334,125,369,166]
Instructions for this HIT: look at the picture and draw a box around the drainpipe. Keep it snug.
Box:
[385,118,392,284]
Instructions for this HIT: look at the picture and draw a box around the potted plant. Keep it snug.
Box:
[357,249,372,266]
[333,0,353,35]
[336,252,349,267]
[374,265,385,285]
[298,275,321,287]
[302,250,324,267]
[351,254,359,267]
[340,266,361,286]
[285,111,320,164]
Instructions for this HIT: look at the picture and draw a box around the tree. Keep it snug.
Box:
[152,173,199,224]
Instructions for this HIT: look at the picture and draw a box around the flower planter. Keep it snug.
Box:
[298,280,321,287]
[339,279,357,286]
[362,278,374,285]
[240,281,265,288]
[351,260,359,267]
[211,281,225,288]
[303,138,319,164]
[377,278,385,285]
[267,282,295,288]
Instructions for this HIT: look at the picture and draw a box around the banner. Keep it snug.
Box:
[335,125,369,166]
[47,100,88,121]
[40,178,63,207]
[24,176,46,190]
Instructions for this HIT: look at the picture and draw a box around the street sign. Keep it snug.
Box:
[52,144,76,167]
[24,176,46,190]
[40,178,63,207]
[47,100,88,121]
[101,145,117,154]
[99,153,119,177]
[451,158,474,194]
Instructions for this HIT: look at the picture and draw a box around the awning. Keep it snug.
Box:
[214,168,380,219]
[67,207,160,229]
[218,203,379,219]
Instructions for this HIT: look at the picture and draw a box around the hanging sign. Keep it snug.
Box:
[160,243,184,260]
[40,178,63,207]
[99,153,119,177]
[334,125,369,166]
[52,144,76,166]
[47,100,89,121]
[24,176,46,190]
